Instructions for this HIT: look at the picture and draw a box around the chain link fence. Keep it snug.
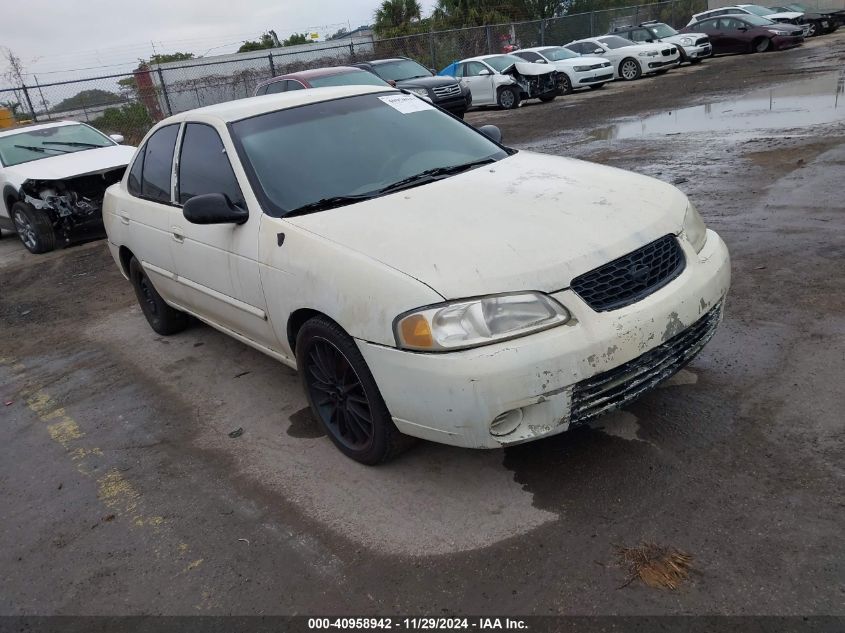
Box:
[0,0,706,145]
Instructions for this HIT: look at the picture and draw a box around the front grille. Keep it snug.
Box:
[661,47,672,56]
[571,235,686,312]
[569,302,723,427]
[433,84,462,98]
[695,37,709,45]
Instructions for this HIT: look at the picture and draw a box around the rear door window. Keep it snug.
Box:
[139,124,178,203]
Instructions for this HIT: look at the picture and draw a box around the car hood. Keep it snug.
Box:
[767,10,803,18]
[551,56,610,69]
[286,152,689,299]
[397,75,462,89]
[4,145,136,182]
[661,32,708,43]
[499,61,555,76]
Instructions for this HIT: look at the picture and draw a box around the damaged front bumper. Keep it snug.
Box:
[356,230,731,449]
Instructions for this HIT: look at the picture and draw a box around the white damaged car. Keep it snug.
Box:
[513,46,615,93]
[103,85,731,464]
[0,121,135,253]
[438,54,561,109]
[564,35,681,81]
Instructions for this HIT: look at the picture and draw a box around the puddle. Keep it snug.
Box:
[591,71,845,140]
[287,406,326,438]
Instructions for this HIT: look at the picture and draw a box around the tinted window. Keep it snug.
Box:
[538,47,578,61]
[255,85,268,96]
[597,36,635,49]
[464,62,489,76]
[231,93,507,216]
[370,59,431,82]
[630,28,652,41]
[178,123,244,207]
[285,80,304,91]
[307,71,388,88]
[265,81,286,95]
[515,51,541,62]
[128,150,144,196]
[141,124,178,203]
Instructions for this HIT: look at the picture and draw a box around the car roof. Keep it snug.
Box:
[255,66,366,89]
[367,58,412,65]
[166,85,399,124]
[516,46,563,52]
[0,120,81,139]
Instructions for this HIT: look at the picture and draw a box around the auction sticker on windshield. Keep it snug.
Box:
[378,94,434,114]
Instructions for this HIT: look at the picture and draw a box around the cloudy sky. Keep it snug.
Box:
[2,0,438,83]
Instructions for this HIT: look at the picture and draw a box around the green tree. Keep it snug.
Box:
[149,52,194,64]
[90,102,153,146]
[432,0,511,27]
[238,33,277,53]
[374,0,423,35]
[283,32,311,46]
[51,89,123,113]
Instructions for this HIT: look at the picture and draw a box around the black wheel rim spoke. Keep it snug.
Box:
[305,339,374,451]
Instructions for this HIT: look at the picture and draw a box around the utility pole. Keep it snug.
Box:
[33,75,48,114]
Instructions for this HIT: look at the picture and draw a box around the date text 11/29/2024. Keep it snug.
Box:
[307,617,528,629]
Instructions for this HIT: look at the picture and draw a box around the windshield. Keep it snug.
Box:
[649,23,679,37]
[597,36,636,49]
[741,4,776,15]
[0,123,113,167]
[742,14,778,24]
[308,71,389,88]
[371,59,432,82]
[231,93,508,216]
[538,47,578,61]
[484,55,530,72]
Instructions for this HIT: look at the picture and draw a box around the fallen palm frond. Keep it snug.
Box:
[616,542,694,590]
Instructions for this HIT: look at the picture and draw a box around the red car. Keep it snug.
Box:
[254,66,390,96]
[681,14,804,53]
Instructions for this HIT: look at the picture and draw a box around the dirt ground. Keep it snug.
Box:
[1,33,843,616]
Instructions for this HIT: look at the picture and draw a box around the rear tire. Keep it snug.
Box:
[129,257,189,335]
[806,21,818,36]
[619,58,642,81]
[296,316,414,464]
[558,73,573,95]
[12,202,55,254]
[497,86,520,110]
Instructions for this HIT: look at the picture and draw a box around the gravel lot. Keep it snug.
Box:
[1,33,843,616]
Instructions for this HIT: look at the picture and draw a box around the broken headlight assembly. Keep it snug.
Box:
[395,292,570,352]
[683,201,708,253]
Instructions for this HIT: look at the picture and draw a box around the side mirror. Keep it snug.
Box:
[738,25,748,30]
[429,68,437,75]
[478,124,502,144]
[109,133,124,144]
[478,68,492,76]
[183,193,248,225]
[535,58,547,63]
[387,79,397,87]
[594,48,605,54]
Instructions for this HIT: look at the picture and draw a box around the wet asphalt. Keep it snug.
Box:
[0,32,843,616]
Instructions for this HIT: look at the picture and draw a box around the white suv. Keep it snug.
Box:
[103,85,730,464]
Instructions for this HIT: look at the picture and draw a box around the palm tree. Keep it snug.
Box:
[374,0,423,35]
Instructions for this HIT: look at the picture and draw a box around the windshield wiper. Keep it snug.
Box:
[13,144,71,154]
[43,141,105,148]
[376,158,497,195]
[286,194,378,217]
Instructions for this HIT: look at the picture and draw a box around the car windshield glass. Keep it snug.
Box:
[231,93,508,216]
[650,23,678,37]
[372,59,431,81]
[484,55,529,72]
[597,36,635,48]
[538,47,578,60]
[743,14,777,24]
[308,71,388,88]
[0,123,113,167]
[741,5,775,15]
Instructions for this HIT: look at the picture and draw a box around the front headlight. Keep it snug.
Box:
[395,292,570,352]
[680,37,694,45]
[573,65,592,71]
[406,87,430,99]
[683,201,708,253]
[638,51,658,56]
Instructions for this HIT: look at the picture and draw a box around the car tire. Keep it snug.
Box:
[497,86,520,110]
[806,21,818,36]
[129,257,190,336]
[619,58,642,81]
[589,83,606,90]
[559,74,573,95]
[752,37,772,52]
[12,202,55,254]
[296,315,414,465]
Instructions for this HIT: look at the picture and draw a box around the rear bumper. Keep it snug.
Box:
[358,230,731,449]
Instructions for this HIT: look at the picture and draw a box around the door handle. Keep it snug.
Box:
[171,226,185,243]
[119,212,130,225]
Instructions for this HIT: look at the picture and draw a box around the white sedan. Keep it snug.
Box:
[513,46,614,93]
[439,54,560,109]
[103,85,730,464]
[564,35,681,81]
